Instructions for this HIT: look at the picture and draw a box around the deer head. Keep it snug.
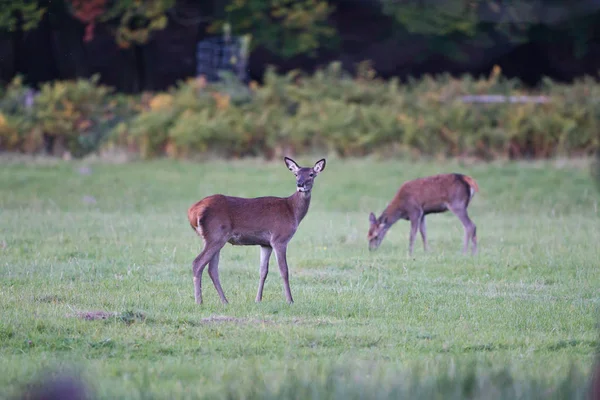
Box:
[368,212,390,251]
[284,157,326,193]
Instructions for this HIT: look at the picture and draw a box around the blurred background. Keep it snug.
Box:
[0,0,599,163]
[2,0,600,91]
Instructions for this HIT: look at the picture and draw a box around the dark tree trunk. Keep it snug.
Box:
[133,44,145,92]
[18,9,59,86]
[47,4,90,79]
[11,10,23,79]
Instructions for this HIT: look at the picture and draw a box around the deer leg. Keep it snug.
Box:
[207,250,228,304]
[408,212,422,256]
[192,241,224,304]
[471,225,477,255]
[273,244,293,304]
[450,207,476,255]
[255,245,273,303]
[419,214,428,252]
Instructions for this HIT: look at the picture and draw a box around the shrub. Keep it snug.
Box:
[0,76,37,152]
[2,62,599,160]
[32,75,118,157]
[0,75,136,157]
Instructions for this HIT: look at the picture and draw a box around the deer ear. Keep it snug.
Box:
[369,212,377,225]
[380,216,388,225]
[313,158,326,174]
[284,157,300,173]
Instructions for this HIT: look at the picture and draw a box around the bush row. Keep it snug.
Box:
[1,62,599,160]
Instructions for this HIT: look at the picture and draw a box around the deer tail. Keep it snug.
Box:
[188,203,208,235]
[462,175,479,199]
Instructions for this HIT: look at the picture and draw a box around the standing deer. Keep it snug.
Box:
[367,173,479,255]
[187,157,326,305]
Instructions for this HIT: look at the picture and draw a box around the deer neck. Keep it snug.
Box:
[381,204,404,225]
[288,190,312,224]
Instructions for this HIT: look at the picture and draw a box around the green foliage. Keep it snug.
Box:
[106,61,600,160]
[104,0,175,48]
[0,1,46,32]
[381,0,479,36]
[31,75,116,157]
[0,76,37,152]
[210,0,336,58]
[2,63,599,160]
[0,75,136,157]
[0,0,175,47]
[378,1,599,60]
[65,0,175,47]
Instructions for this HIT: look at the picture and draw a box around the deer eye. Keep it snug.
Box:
[309,173,314,177]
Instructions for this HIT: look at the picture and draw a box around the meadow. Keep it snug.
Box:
[0,155,599,399]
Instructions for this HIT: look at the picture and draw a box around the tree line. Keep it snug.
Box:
[1,0,599,92]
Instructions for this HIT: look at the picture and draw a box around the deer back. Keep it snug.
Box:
[189,194,297,232]
[391,173,476,213]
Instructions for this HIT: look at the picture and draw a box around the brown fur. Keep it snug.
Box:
[188,194,309,246]
[462,175,479,193]
[368,173,478,255]
[188,157,326,305]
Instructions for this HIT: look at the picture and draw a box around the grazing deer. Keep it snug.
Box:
[187,157,326,305]
[368,173,479,255]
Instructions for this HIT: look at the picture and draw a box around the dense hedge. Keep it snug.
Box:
[1,62,599,160]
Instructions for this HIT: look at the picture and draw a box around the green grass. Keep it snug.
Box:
[0,155,599,399]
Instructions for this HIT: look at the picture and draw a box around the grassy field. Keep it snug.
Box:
[0,155,599,399]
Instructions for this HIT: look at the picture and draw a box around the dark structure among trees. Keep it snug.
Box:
[1,0,600,92]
